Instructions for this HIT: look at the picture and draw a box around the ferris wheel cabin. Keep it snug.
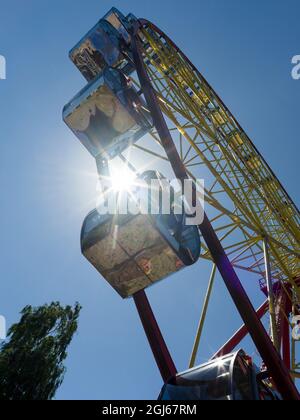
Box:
[81,172,201,298]
[159,351,282,401]
[69,18,134,82]
[103,8,137,45]
[63,67,152,159]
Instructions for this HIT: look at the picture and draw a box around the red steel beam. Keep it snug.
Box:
[131,22,300,400]
[133,291,177,383]
[212,300,269,360]
[262,283,292,370]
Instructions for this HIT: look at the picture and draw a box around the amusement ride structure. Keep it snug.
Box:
[63,8,300,400]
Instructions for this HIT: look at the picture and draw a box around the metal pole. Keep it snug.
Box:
[292,339,296,380]
[282,311,291,370]
[133,291,177,383]
[263,238,280,351]
[211,300,269,359]
[282,288,292,370]
[189,264,217,368]
[131,25,300,400]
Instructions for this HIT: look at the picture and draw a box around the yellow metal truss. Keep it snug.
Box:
[129,22,300,374]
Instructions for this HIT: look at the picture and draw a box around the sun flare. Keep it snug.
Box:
[110,166,137,192]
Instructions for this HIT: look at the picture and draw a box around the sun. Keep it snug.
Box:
[110,165,136,192]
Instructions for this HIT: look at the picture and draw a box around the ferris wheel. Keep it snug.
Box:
[63,8,300,400]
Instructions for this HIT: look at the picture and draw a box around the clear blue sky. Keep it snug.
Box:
[0,0,299,400]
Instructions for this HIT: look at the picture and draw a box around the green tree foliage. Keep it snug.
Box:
[0,302,81,400]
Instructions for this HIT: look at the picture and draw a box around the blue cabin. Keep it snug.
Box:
[103,8,136,45]
[63,67,152,160]
[70,19,133,81]
[81,171,201,298]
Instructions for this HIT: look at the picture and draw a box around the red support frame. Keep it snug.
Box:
[133,291,177,383]
[212,300,269,360]
[262,282,293,370]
